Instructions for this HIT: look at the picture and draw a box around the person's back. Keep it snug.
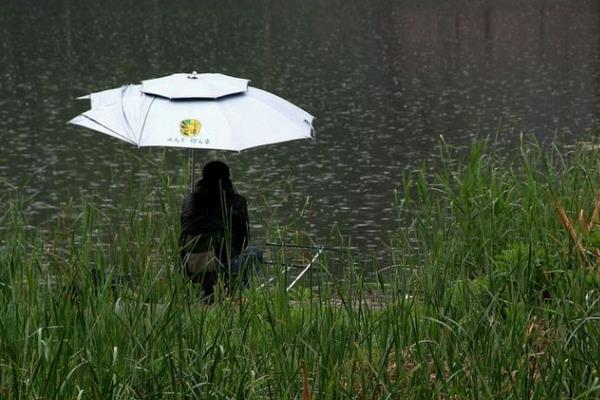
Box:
[179,161,249,300]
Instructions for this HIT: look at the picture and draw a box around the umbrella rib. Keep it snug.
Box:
[79,115,136,145]
[137,96,157,146]
[120,86,137,144]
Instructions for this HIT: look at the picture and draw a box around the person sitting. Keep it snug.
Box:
[179,161,259,302]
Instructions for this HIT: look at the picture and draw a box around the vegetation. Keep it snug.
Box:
[1,138,600,399]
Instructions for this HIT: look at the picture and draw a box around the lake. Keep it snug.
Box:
[1,0,600,251]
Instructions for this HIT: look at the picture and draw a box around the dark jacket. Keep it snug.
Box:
[179,179,249,264]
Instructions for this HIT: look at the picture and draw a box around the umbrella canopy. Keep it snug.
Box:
[141,72,249,99]
[69,73,314,152]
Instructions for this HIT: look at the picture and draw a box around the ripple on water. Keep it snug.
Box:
[2,0,600,256]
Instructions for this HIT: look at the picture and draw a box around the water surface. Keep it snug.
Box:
[1,0,600,251]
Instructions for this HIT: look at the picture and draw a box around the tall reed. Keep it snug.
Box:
[1,138,599,398]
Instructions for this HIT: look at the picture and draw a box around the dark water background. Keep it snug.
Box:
[2,0,600,251]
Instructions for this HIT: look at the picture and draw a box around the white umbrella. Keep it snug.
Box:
[69,72,315,186]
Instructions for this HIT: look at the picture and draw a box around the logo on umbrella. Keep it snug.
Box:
[179,119,202,137]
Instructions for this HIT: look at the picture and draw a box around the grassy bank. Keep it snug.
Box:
[1,138,600,399]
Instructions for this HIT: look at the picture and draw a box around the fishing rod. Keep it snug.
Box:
[286,246,324,292]
[265,242,359,254]
[262,260,308,269]
[258,245,326,291]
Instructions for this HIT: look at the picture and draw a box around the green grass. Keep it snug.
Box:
[1,138,600,399]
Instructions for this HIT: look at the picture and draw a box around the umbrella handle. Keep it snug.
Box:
[189,148,197,192]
